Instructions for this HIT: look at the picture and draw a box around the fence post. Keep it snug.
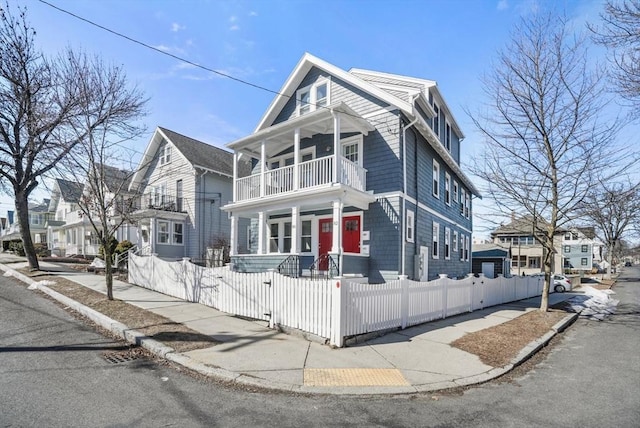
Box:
[400,275,409,329]
[469,273,477,311]
[151,253,157,289]
[440,274,448,319]
[268,270,275,329]
[330,277,345,347]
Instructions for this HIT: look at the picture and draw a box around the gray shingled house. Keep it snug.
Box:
[127,127,245,261]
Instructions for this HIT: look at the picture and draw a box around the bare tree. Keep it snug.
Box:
[58,54,146,300]
[0,3,144,270]
[576,180,640,278]
[468,12,628,311]
[588,0,640,119]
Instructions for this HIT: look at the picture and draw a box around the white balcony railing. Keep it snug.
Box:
[235,156,367,202]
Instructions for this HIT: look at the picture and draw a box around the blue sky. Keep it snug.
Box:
[2,0,635,237]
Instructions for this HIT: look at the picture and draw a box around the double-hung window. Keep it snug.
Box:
[445,173,451,205]
[445,227,451,259]
[453,231,459,253]
[444,122,451,151]
[159,145,171,165]
[157,220,170,244]
[297,78,330,116]
[433,160,440,198]
[453,181,459,205]
[406,210,415,243]
[432,222,440,259]
[433,103,440,137]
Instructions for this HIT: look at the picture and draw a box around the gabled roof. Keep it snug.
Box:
[55,179,84,203]
[158,127,234,176]
[99,164,133,194]
[491,215,568,236]
[129,127,234,191]
[255,53,414,132]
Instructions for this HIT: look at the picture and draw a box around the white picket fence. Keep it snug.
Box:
[128,254,546,347]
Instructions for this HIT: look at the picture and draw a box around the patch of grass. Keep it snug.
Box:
[451,309,569,368]
[20,270,219,353]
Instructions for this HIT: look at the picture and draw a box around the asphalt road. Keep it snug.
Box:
[1,268,638,427]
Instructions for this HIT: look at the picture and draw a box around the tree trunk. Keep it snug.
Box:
[605,244,614,280]
[15,191,40,270]
[105,247,114,300]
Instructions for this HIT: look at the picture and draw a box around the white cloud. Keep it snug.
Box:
[249,11,258,17]
[154,44,171,52]
[497,0,508,11]
[229,15,238,23]
[230,25,240,31]
[171,22,185,32]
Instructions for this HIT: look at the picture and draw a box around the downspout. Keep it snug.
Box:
[401,94,420,277]
[199,169,207,259]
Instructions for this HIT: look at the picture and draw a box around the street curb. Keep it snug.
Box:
[0,262,580,395]
[510,312,578,367]
[0,263,309,393]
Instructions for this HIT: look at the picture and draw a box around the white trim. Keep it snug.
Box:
[445,172,451,206]
[341,135,363,167]
[432,221,440,259]
[432,159,440,198]
[255,53,413,133]
[445,227,451,260]
[374,191,473,234]
[406,209,415,243]
[453,230,459,252]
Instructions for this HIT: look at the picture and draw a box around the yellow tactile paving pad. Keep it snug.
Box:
[304,368,409,387]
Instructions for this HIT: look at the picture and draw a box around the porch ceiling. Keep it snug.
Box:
[227,102,375,158]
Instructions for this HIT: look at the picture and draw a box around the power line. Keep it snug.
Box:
[37,0,282,98]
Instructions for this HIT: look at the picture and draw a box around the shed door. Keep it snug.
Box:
[482,262,495,279]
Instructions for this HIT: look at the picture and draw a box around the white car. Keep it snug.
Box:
[529,273,572,292]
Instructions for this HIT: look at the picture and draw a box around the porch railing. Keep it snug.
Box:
[309,254,339,280]
[234,156,366,202]
[277,255,300,278]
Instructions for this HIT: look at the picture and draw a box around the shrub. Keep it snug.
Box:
[8,241,25,256]
[34,243,50,257]
[115,239,134,255]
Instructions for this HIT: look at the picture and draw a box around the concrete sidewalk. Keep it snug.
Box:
[0,254,578,395]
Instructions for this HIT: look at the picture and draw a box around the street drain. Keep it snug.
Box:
[103,351,141,364]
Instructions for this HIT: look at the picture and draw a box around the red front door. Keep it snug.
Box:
[318,216,361,270]
[318,218,333,270]
[342,216,361,253]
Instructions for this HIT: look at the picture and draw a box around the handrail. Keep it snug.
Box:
[309,254,339,280]
[277,255,300,278]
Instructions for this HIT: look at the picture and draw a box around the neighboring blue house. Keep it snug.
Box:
[222,53,480,282]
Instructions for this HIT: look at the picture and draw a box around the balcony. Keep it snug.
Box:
[131,194,185,213]
[235,155,367,202]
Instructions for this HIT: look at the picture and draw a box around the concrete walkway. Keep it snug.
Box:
[0,254,578,395]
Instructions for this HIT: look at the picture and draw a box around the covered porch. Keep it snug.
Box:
[223,102,376,277]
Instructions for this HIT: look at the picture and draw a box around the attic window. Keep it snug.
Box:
[296,78,330,116]
[159,146,171,165]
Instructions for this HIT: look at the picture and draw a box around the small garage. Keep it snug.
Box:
[472,247,510,278]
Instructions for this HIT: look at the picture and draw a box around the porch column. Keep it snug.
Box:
[332,112,341,184]
[293,128,300,191]
[331,200,343,254]
[257,211,266,254]
[260,140,266,197]
[229,214,238,256]
[232,152,238,202]
[291,205,300,254]
[81,225,85,256]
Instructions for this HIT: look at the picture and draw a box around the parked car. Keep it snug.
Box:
[552,274,572,292]
[529,273,571,292]
[625,261,632,267]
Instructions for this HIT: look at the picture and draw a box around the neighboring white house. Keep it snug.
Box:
[1,200,52,251]
[126,126,244,261]
[46,166,138,258]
